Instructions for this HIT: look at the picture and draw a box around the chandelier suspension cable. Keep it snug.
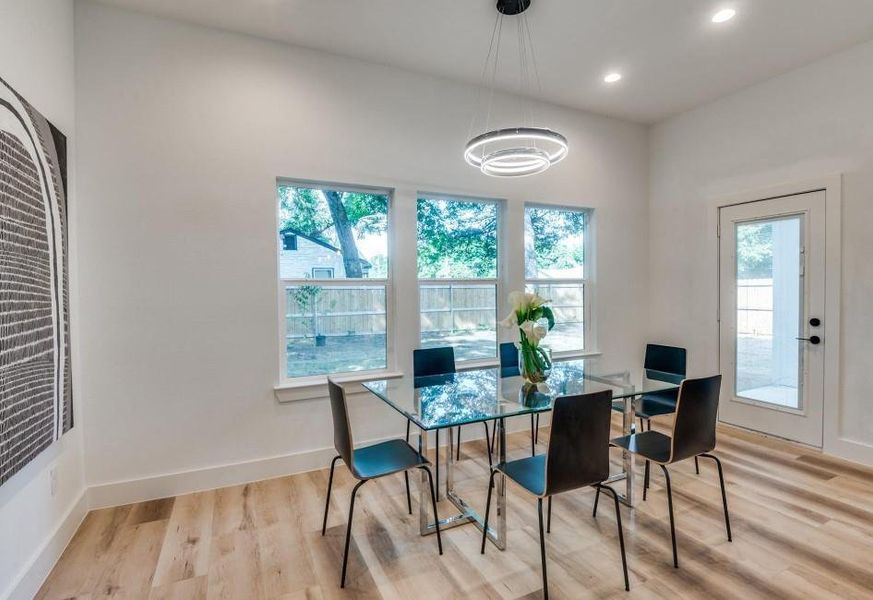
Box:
[467,11,502,142]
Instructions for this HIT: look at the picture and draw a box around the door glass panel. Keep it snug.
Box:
[735,216,802,409]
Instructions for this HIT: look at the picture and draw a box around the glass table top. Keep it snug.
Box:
[362,359,681,431]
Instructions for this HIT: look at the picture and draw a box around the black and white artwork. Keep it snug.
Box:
[1,76,72,487]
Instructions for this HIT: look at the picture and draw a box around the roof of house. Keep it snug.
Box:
[280,226,371,267]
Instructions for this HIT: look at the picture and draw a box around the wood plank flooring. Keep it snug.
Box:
[37,419,873,599]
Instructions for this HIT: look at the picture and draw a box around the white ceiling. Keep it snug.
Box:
[95,0,873,123]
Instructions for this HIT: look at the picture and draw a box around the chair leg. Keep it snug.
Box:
[547,495,552,533]
[701,453,732,541]
[535,414,540,444]
[593,485,601,517]
[531,414,536,456]
[322,455,340,536]
[659,464,678,568]
[694,456,700,475]
[491,421,497,455]
[403,420,413,515]
[643,460,650,502]
[456,427,462,461]
[597,484,630,591]
[538,498,549,600]
[435,430,440,499]
[340,480,367,588]
[419,466,443,555]
[483,422,493,467]
[481,469,497,554]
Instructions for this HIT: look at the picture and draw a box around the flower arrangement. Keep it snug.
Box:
[500,291,555,384]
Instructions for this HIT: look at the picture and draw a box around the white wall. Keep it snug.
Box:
[74,2,651,504]
[649,40,873,464]
[0,1,87,598]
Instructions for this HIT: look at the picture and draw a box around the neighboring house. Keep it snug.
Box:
[279,227,371,279]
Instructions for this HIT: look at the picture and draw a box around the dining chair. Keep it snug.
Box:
[614,344,696,471]
[322,380,442,587]
[498,342,540,456]
[481,390,630,597]
[609,374,731,569]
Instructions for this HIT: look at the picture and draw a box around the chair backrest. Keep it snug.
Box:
[327,379,355,471]
[543,390,613,496]
[669,374,722,463]
[499,342,520,377]
[413,347,456,378]
[644,344,687,383]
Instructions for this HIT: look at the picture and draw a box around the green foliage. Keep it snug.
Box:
[416,198,498,278]
[525,207,585,278]
[293,285,322,337]
[736,223,773,279]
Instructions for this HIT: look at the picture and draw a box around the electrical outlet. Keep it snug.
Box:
[50,467,58,497]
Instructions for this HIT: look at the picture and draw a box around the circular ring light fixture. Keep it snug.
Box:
[464,127,568,177]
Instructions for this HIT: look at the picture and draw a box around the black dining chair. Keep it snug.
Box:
[609,374,731,569]
[498,342,540,456]
[481,390,630,597]
[614,344,697,471]
[322,380,442,587]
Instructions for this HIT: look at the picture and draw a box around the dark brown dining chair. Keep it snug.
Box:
[322,380,442,587]
[609,374,731,569]
[481,390,630,598]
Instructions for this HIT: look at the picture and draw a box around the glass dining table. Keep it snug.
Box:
[363,358,681,550]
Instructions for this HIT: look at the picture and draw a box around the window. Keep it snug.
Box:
[524,205,587,353]
[417,195,499,361]
[278,182,390,379]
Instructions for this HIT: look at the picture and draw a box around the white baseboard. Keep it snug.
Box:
[3,490,88,600]
[87,417,541,510]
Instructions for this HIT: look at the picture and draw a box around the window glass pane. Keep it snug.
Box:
[285,285,387,377]
[417,197,498,279]
[526,283,584,352]
[420,284,496,360]
[524,206,585,279]
[278,185,388,280]
[735,217,801,409]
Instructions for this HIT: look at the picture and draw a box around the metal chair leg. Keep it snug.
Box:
[538,498,549,600]
[593,485,601,517]
[643,460,650,501]
[547,495,552,533]
[340,480,367,588]
[435,429,440,498]
[456,427,462,461]
[419,466,443,554]
[481,469,497,554]
[694,456,700,475]
[535,413,540,444]
[597,484,630,591]
[404,420,413,514]
[659,464,678,568]
[701,453,732,541]
[322,455,340,535]
[483,422,493,467]
[531,414,536,456]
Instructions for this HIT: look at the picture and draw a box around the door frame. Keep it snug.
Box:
[705,175,843,455]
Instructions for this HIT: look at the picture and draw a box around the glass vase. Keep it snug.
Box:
[519,343,552,386]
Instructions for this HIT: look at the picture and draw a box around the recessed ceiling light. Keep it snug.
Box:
[604,72,622,84]
[712,8,736,23]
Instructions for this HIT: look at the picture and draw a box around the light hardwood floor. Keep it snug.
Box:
[37,418,873,599]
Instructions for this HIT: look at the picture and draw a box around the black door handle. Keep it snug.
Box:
[797,336,821,345]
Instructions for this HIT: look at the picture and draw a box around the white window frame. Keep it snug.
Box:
[276,178,396,386]
[523,203,592,358]
[416,193,503,367]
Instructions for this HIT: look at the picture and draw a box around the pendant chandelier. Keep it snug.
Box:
[464,0,568,178]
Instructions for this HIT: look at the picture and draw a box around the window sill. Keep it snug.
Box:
[274,370,404,403]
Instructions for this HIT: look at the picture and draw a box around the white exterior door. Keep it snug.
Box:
[718,191,826,447]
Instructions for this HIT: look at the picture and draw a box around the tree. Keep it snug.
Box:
[416,199,498,278]
[736,223,773,279]
[524,208,585,278]
[278,186,388,278]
